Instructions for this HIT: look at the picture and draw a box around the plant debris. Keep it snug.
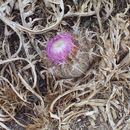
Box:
[0,0,130,130]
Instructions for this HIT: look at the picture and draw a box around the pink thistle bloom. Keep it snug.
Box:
[46,33,74,64]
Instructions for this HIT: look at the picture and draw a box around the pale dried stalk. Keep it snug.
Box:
[92,0,103,33]
[0,16,25,58]
[49,86,85,112]
[0,106,26,128]
[64,11,96,17]
[0,76,28,103]
[18,73,44,107]
[0,122,11,130]
[0,57,37,88]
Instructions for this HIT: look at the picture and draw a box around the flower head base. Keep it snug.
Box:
[47,33,74,64]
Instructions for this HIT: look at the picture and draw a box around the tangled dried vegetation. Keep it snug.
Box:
[0,0,130,130]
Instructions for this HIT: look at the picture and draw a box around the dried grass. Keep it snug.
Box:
[0,0,130,130]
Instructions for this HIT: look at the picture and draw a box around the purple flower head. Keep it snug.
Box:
[47,32,74,64]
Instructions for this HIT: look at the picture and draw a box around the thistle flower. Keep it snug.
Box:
[45,31,95,78]
[47,33,74,64]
